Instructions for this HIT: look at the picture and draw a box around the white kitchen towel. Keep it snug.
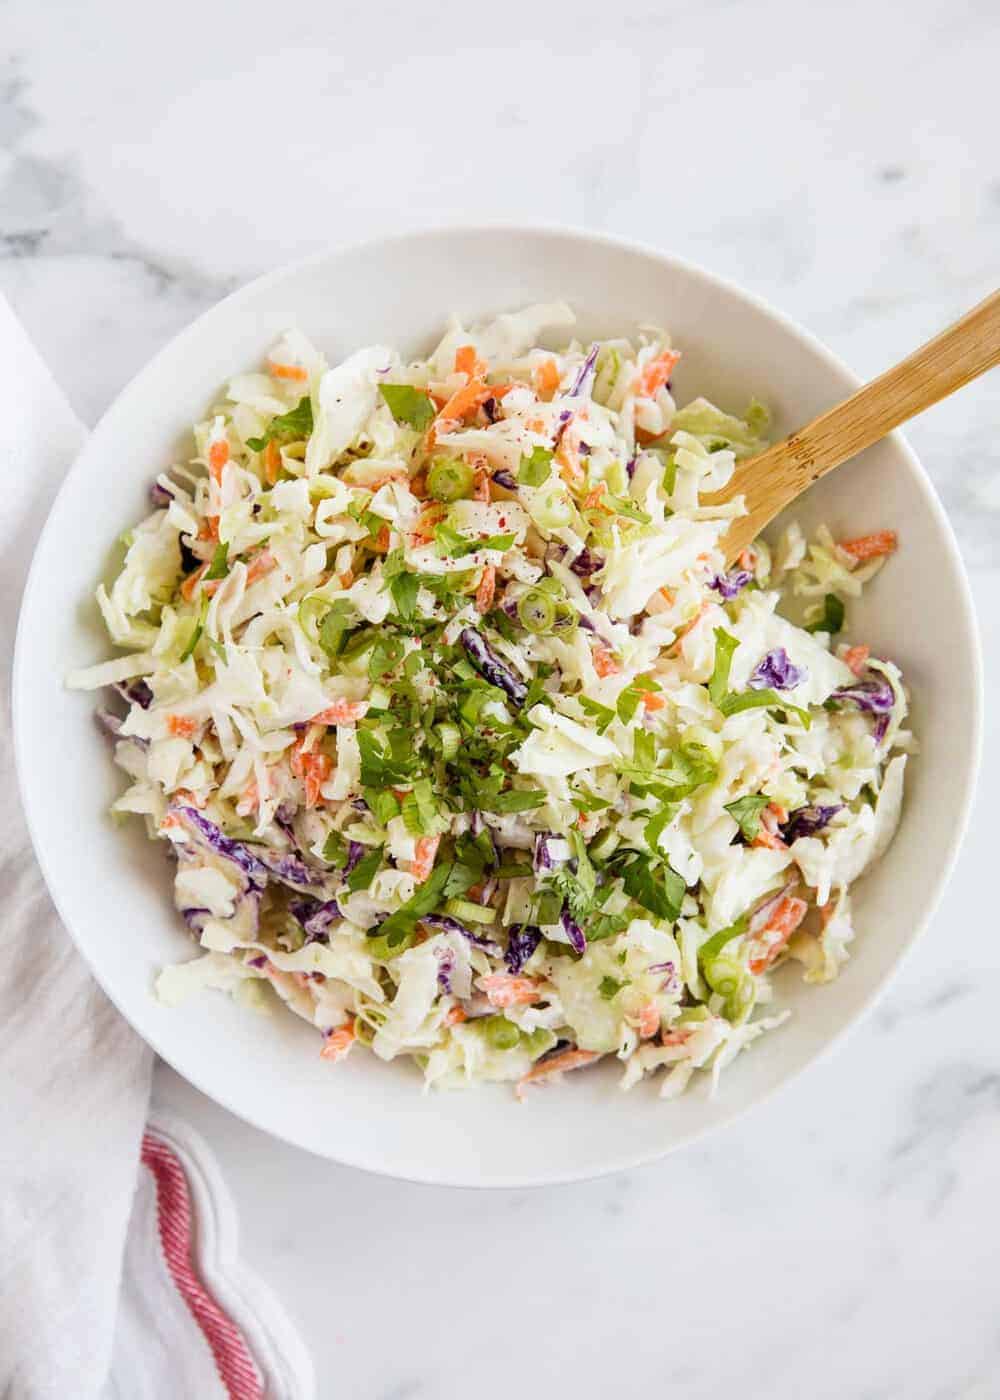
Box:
[0,294,314,1400]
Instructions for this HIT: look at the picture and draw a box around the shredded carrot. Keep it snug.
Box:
[478,974,543,1010]
[839,530,897,562]
[636,1003,660,1040]
[765,801,788,825]
[267,360,309,382]
[668,601,711,654]
[208,439,229,482]
[312,700,369,725]
[372,524,391,554]
[660,1028,692,1048]
[433,378,494,430]
[535,358,561,400]
[583,482,610,511]
[641,691,667,712]
[180,563,207,602]
[475,564,496,614]
[592,646,621,678]
[409,503,447,545]
[167,714,198,739]
[556,436,584,483]
[409,834,441,884]
[320,1019,356,1062]
[659,587,676,605]
[339,570,354,588]
[454,345,486,379]
[197,515,219,542]
[516,1048,599,1098]
[751,827,787,852]
[738,548,756,571]
[289,727,320,774]
[302,752,332,808]
[361,470,408,491]
[637,349,681,398]
[245,548,275,586]
[235,779,260,817]
[843,644,870,676]
[444,1005,467,1027]
[263,439,281,485]
[749,896,808,974]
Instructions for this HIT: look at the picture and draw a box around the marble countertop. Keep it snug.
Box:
[4,0,998,1395]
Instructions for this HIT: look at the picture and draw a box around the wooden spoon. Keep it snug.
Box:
[707,289,1000,564]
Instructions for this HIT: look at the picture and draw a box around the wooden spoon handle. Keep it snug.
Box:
[715,288,1000,563]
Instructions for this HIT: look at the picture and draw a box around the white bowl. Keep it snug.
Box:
[14,226,981,1186]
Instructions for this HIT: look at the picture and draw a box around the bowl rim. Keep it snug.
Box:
[13,221,984,1185]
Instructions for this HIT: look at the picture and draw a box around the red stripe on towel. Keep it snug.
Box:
[141,1131,263,1400]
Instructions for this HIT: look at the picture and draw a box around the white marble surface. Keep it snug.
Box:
[4,0,1000,1395]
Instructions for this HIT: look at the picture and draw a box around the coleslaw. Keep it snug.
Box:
[68,304,912,1097]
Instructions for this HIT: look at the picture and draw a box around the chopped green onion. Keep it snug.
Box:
[697,915,748,965]
[805,593,845,635]
[719,689,811,727]
[179,596,209,662]
[482,1015,520,1050]
[435,722,461,760]
[531,489,574,530]
[702,951,745,999]
[444,897,496,925]
[587,828,620,862]
[517,588,557,633]
[709,628,739,708]
[427,457,475,502]
[205,542,229,580]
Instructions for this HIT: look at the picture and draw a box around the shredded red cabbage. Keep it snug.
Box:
[560,909,586,954]
[781,805,843,843]
[290,898,343,943]
[569,548,603,577]
[343,840,366,877]
[255,848,326,890]
[833,677,895,714]
[149,481,174,507]
[709,570,752,601]
[174,805,268,889]
[96,707,124,738]
[421,914,502,957]
[532,833,555,874]
[568,344,599,397]
[436,947,455,992]
[505,925,541,974]
[460,628,528,707]
[114,678,153,709]
[749,648,807,691]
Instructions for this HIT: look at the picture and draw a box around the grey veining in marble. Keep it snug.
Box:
[3,0,999,1395]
